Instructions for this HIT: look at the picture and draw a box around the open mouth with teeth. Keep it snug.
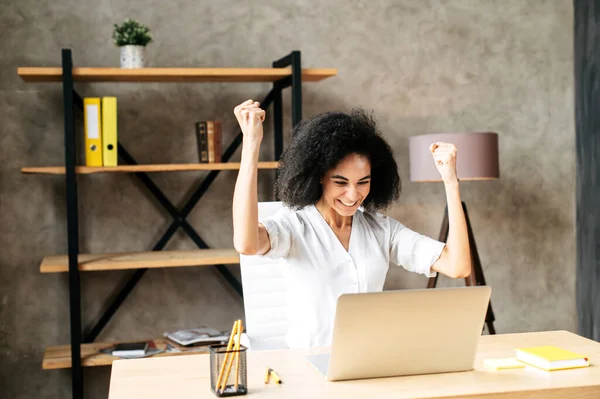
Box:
[338,199,358,207]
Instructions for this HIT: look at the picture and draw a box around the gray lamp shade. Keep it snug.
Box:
[408,132,499,182]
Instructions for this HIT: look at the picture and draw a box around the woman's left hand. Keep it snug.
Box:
[429,142,458,184]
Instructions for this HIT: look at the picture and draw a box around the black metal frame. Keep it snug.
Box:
[60,49,303,399]
[62,49,83,399]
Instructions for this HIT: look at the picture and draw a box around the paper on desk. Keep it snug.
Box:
[484,357,526,371]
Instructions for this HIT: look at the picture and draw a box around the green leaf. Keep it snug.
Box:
[112,18,153,46]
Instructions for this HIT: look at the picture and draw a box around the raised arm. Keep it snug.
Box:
[232,100,271,255]
[429,142,472,278]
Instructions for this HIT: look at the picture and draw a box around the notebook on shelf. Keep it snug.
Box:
[101,341,164,359]
[112,342,149,357]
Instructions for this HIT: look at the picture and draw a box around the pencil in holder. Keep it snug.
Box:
[209,344,248,397]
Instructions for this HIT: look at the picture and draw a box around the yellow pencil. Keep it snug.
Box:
[265,367,282,384]
[220,319,242,393]
[215,320,239,391]
[269,368,283,384]
[234,320,243,390]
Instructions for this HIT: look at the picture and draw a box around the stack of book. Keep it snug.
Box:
[196,121,222,163]
[514,346,589,371]
[83,97,118,167]
[484,345,590,371]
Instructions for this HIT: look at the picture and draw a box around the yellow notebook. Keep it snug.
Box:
[101,97,118,167]
[83,98,103,167]
[515,346,589,371]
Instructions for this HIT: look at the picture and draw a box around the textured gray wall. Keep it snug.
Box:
[0,1,574,398]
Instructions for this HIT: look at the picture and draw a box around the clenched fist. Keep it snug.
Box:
[429,142,458,184]
[234,99,266,143]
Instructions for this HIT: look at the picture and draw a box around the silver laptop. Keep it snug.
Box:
[306,286,491,381]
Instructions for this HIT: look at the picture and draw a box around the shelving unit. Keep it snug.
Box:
[19,49,336,399]
[17,67,337,83]
[40,248,241,273]
[21,161,279,174]
[42,339,210,370]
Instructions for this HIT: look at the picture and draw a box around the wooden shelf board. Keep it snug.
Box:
[18,67,337,83]
[42,339,210,369]
[22,161,279,175]
[40,248,240,273]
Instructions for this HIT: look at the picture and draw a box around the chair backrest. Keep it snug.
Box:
[239,201,288,350]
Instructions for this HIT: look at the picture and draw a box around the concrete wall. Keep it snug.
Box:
[0,1,574,398]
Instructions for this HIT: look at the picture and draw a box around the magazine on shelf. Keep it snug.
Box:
[164,327,229,347]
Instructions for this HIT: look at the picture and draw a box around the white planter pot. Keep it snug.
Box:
[120,45,146,68]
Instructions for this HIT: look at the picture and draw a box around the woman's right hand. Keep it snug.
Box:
[234,99,266,142]
[232,99,270,256]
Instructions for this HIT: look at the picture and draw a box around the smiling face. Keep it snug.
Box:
[320,153,371,217]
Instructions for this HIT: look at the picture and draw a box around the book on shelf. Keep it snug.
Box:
[164,327,229,347]
[196,120,222,163]
[112,342,148,357]
[100,340,164,359]
[210,120,222,163]
[196,121,208,163]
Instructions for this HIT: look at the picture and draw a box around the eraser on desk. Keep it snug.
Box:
[484,358,526,371]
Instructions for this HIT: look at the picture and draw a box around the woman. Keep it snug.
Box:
[232,99,471,348]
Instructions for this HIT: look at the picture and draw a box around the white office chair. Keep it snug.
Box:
[239,201,289,351]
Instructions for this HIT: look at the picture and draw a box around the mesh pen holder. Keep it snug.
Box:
[209,344,248,397]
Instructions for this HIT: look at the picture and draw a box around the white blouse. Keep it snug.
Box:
[258,204,445,349]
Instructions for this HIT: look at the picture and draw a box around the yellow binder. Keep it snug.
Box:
[83,98,103,166]
[101,97,118,167]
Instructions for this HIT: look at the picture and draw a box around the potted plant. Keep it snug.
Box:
[112,18,153,68]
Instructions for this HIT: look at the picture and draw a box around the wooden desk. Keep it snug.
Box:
[108,331,600,398]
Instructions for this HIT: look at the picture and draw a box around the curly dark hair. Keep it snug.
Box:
[274,108,401,212]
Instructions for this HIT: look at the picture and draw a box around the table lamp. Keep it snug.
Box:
[408,132,499,334]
